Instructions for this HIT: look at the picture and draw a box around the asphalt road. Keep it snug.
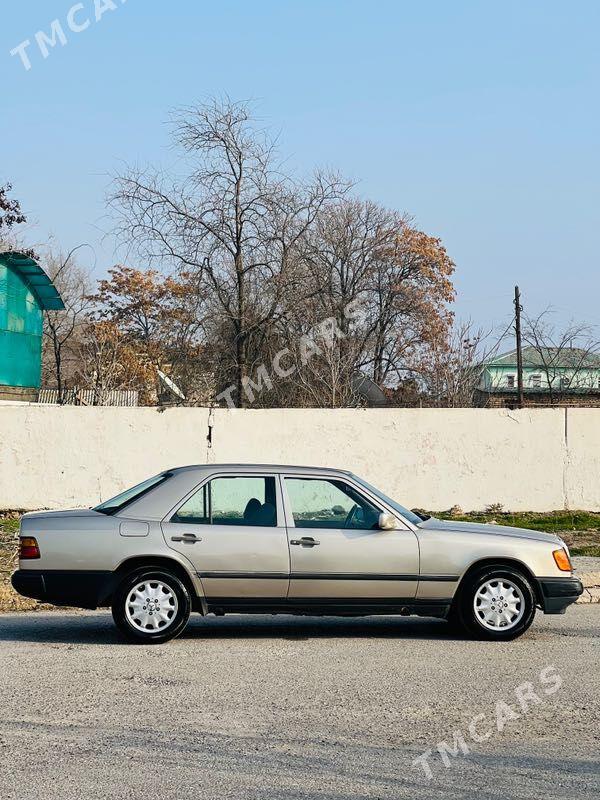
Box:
[0,607,598,800]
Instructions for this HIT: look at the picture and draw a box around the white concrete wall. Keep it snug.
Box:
[0,405,595,511]
[0,406,210,510]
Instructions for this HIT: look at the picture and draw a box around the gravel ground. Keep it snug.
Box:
[0,607,599,799]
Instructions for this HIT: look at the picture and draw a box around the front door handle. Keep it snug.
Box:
[171,533,202,543]
[290,537,320,547]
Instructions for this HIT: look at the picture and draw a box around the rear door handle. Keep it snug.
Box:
[171,533,202,543]
[290,537,320,547]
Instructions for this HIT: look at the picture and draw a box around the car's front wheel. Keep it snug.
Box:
[453,566,537,640]
[112,568,191,644]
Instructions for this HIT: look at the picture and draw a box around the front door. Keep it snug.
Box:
[283,475,419,602]
[163,473,289,600]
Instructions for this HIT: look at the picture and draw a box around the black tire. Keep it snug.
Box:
[445,605,462,633]
[453,566,537,641]
[111,568,191,644]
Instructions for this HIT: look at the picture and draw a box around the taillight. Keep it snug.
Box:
[19,537,41,560]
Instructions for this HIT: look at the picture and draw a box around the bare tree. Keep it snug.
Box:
[260,200,455,407]
[523,310,600,402]
[110,97,348,406]
[417,320,499,407]
[252,304,366,408]
[362,221,455,387]
[291,324,366,408]
[42,246,93,402]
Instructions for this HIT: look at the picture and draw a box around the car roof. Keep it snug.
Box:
[167,463,353,476]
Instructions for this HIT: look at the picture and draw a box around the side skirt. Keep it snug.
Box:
[205,597,452,618]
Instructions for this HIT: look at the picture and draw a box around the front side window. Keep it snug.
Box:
[350,474,423,526]
[173,476,277,527]
[506,374,515,388]
[530,374,542,388]
[285,477,380,530]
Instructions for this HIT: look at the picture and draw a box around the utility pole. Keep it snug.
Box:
[514,285,524,408]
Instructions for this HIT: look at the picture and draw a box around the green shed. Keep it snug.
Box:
[0,251,64,401]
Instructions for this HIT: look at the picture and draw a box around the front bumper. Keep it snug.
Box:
[539,576,584,614]
[11,569,113,609]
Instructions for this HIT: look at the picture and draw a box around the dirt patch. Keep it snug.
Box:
[0,517,20,611]
[555,531,600,557]
[0,584,42,612]
[0,516,53,612]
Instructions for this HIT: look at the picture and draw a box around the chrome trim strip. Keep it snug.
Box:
[291,572,418,581]
[198,571,288,579]
[197,571,459,582]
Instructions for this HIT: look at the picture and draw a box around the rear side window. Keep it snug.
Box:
[95,473,171,515]
[172,476,277,527]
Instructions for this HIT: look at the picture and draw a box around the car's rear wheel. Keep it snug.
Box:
[112,568,191,644]
[453,566,537,640]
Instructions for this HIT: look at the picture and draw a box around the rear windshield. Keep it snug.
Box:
[94,473,171,515]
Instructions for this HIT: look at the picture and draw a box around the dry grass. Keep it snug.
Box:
[0,515,52,612]
[0,583,40,612]
[0,516,19,609]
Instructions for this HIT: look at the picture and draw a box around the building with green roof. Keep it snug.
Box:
[478,347,600,407]
[0,251,64,401]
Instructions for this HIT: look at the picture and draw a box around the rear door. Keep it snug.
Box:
[283,474,419,602]
[162,472,289,600]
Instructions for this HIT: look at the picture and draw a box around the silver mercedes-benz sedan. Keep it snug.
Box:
[12,464,582,643]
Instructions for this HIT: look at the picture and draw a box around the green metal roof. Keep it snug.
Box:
[485,347,600,370]
[0,251,65,310]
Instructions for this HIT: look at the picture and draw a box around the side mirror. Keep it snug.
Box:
[378,512,400,531]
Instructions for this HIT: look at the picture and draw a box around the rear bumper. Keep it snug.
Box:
[11,571,45,601]
[11,570,113,609]
[539,576,583,614]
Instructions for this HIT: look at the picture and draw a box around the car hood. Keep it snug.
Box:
[418,516,561,544]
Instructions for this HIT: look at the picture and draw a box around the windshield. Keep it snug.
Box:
[351,474,424,527]
[94,473,170,515]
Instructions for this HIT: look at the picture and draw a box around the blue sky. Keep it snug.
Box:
[3,0,599,330]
